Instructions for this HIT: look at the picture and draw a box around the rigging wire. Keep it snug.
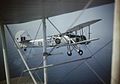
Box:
[69,0,94,28]
[85,45,109,73]
[83,48,107,84]
[81,41,112,84]
[34,18,64,67]
[46,0,95,57]
[55,61,85,84]
[55,40,112,84]
[8,0,94,83]
[5,25,113,84]
[47,18,80,53]
[26,21,42,59]
[85,42,118,84]
[46,18,68,53]
[5,25,43,84]
[5,25,31,84]
[3,0,110,82]
[47,18,62,34]
[20,21,44,83]
[3,1,110,84]
[85,61,106,84]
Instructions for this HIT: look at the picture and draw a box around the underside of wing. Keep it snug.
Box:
[0,0,113,24]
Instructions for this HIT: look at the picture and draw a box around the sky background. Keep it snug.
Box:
[0,3,114,84]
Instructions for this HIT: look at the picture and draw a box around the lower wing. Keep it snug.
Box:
[56,38,99,47]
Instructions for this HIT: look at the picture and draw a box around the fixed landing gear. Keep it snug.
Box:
[78,49,83,55]
[67,50,83,56]
[67,51,72,56]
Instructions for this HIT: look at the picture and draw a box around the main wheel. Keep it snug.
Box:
[67,51,72,56]
[78,50,83,55]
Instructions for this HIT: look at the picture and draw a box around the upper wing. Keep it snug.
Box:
[66,19,102,33]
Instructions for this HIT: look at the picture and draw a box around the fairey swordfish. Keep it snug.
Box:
[15,19,101,56]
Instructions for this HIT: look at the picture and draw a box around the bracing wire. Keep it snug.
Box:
[47,0,94,55]
[5,25,43,84]
[83,45,107,84]
[55,40,112,84]
[47,18,78,53]
[17,21,44,83]
[27,21,42,59]
[69,0,94,28]
[47,18,62,34]
[55,61,85,84]
[5,25,27,84]
[4,1,112,83]
[85,45,108,73]
[35,40,112,84]
[47,18,79,59]
[36,40,113,84]
[46,18,67,53]
[85,61,106,84]
[83,41,112,84]
[85,41,119,84]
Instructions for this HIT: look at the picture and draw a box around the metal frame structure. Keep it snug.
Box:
[111,0,120,84]
[0,25,10,84]
[6,25,38,84]
[42,17,48,84]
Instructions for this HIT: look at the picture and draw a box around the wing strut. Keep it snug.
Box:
[0,24,10,84]
[42,17,48,84]
[88,25,91,39]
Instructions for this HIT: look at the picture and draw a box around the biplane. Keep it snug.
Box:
[15,19,101,56]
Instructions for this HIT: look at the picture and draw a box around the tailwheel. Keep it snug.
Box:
[67,51,72,56]
[78,50,83,55]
